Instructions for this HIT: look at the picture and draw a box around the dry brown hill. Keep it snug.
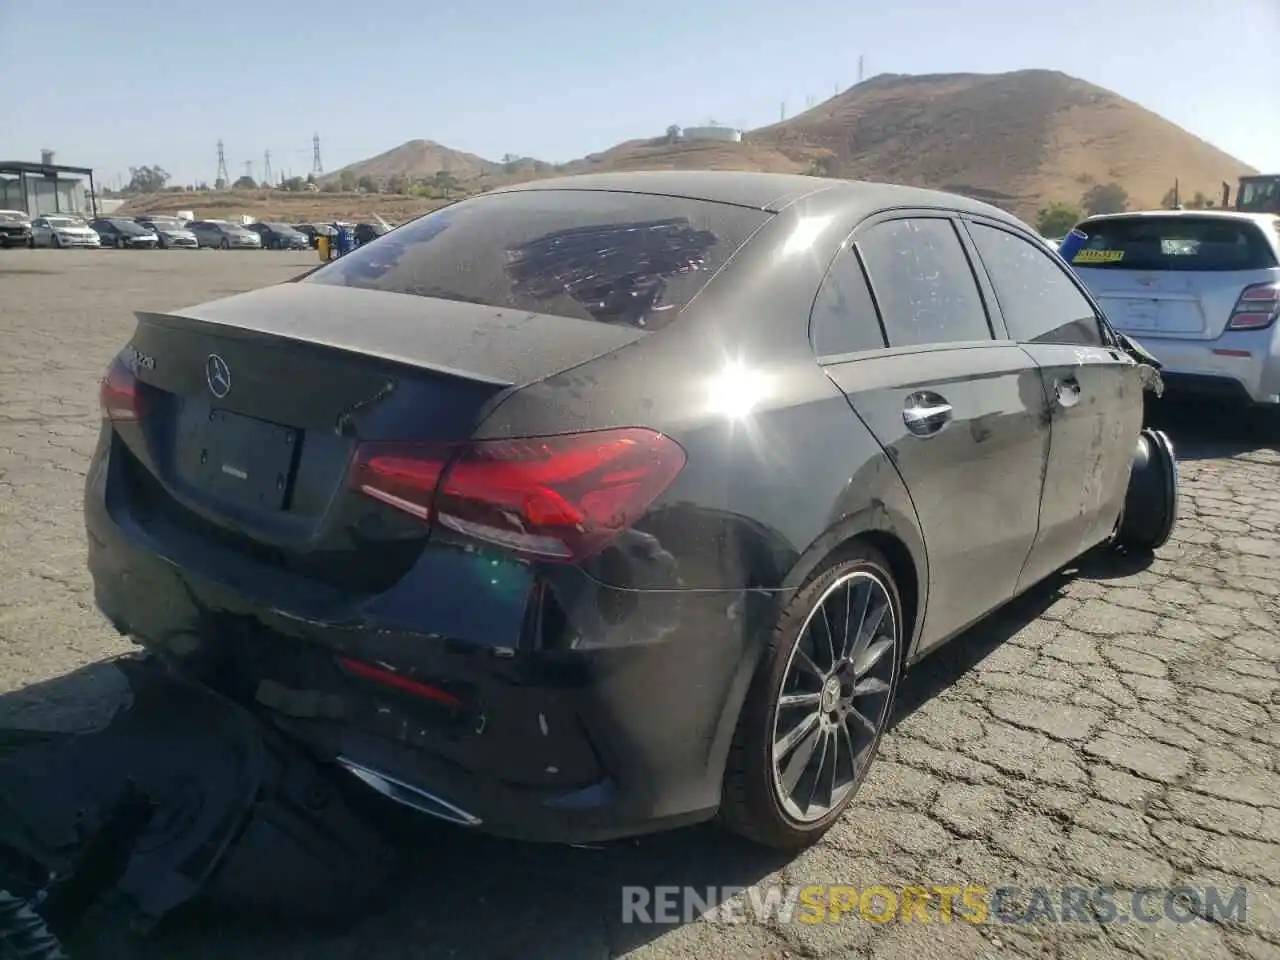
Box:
[117,71,1256,226]
[747,70,1255,218]
[562,137,804,176]
[321,138,498,184]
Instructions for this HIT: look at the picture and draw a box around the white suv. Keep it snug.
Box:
[1068,210,1280,407]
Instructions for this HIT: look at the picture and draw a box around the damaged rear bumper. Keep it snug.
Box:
[85,441,775,844]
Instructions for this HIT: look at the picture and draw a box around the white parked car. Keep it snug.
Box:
[30,215,102,249]
[1068,210,1280,408]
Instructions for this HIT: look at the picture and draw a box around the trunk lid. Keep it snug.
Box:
[1076,267,1273,340]
[114,283,646,594]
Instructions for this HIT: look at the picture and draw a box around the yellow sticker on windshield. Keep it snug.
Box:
[1073,249,1125,264]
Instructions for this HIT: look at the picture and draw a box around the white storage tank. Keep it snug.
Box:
[682,125,742,143]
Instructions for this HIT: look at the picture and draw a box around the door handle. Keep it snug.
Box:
[903,393,953,436]
[1054,377,1082,409]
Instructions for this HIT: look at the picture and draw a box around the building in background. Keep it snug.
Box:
[0,151,98,217]
[681,125,743,143]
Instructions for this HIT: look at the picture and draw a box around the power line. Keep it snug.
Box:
[215,140,229,187]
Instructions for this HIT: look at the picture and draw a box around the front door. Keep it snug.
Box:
[822,215,1051,655]
[962,218,1143,590]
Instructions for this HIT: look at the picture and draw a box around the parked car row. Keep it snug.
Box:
[0,210,395,251]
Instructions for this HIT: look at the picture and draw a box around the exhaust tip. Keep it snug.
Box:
[337,758,482,828]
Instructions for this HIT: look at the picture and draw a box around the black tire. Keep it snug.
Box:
[50,235,60,250]
[219,238,229,250]
[1116,427,1178,554]
[0,891,66,960]
[719,543,903,851]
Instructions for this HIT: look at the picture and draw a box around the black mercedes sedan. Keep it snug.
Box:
[247,221,312,250]
[91,217,159,249]
[84,171,1178,851]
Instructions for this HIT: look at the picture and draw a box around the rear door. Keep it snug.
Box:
[964,217,1143,586]
[818,214,1051,654]
[1068,214,1280,341]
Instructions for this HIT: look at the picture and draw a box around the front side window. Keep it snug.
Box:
[304,189,771,330]
[855,218,991,347]
[969,223,1104,346]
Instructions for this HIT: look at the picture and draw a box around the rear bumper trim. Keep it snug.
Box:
[337,757,483,827]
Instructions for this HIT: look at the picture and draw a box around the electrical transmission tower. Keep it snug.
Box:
[243,160,254,183]
[263,150,273,185]
[311,133,323,175]
[215,140,229,187]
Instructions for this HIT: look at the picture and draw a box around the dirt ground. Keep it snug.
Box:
[0,249,1277,960]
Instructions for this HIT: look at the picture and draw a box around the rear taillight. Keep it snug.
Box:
[98,356,149,421]
[1227,282,1280,330]
[349,427,686,563]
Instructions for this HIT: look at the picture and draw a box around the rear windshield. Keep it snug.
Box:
[1070,216,1277,272]
[303,189,771,329]
[1238,178,1279,213]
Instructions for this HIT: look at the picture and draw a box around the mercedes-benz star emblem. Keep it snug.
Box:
[205,354,231,399]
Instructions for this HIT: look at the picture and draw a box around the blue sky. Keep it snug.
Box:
[1,0,1276,189]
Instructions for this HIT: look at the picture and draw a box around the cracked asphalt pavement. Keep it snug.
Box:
[1,250,1277,960]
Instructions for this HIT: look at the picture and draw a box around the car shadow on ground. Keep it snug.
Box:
[1,400,1265,959]
[1145,394,1280,460]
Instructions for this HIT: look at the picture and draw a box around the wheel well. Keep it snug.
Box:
[837,531,920,652]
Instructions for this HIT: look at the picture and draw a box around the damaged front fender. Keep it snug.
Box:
[1113,331,1166,397]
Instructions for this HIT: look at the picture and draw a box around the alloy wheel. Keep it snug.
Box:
[770,570,897,823]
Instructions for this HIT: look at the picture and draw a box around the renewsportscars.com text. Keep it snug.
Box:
[621,884,1248,926]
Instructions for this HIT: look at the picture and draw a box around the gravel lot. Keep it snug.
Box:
[1,249,1278,960]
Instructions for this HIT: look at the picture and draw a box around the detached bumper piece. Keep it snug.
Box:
[0,657,396,954]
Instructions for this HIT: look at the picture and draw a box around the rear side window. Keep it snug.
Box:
[304,190,772,330]
[968,223,1104,346]
[810,246,886,357]
[856,218,992,347]
[1070,216,1278,272]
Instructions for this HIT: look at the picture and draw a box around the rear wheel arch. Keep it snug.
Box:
[782,513,926,657]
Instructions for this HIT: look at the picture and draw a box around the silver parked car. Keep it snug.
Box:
[135,216,199,249]
[1068,210,1280,408]
[188,220,263,250]
[30,215,102,249]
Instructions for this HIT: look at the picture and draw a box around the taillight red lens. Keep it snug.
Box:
[1227,282,1280,330]
[99,356,148,421]
[349,428,686,563]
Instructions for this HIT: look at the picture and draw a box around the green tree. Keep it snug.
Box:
[338,170,357,191]
[385,174,409,194]
[432,170,458,197]
[1035,202,1081,238]
[281,176,307,193]
[231,175,258,190]
[808,154,837,177]
[321,180,341,193]
[124,165,170,193]
[1081,182,1129,216]
[357,174,379,193]
[1186,191,1209,209]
